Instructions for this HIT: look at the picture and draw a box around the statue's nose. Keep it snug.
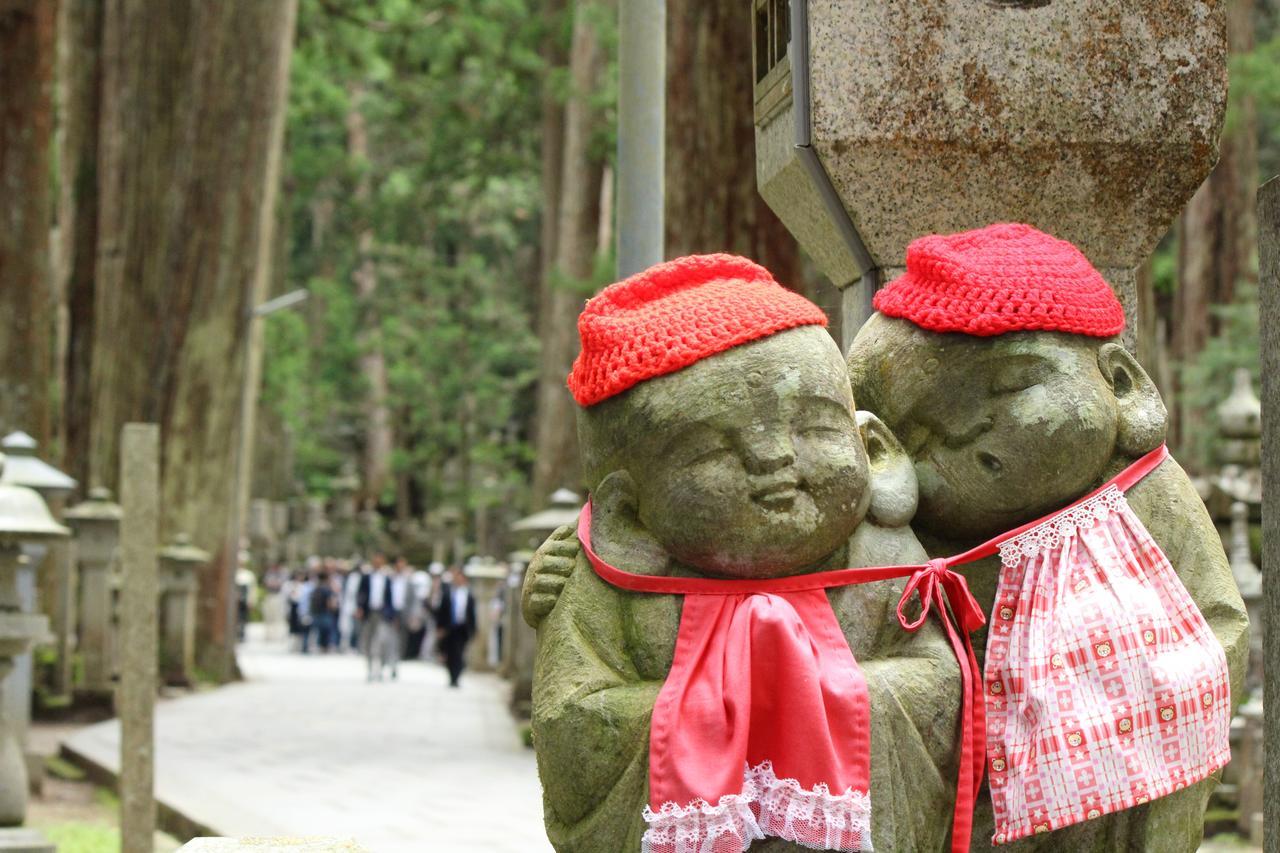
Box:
[738,433,796,475]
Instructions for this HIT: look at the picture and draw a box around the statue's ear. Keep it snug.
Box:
[1098,343,1167,457]
[856,411,918,529]
[591,471,671,576]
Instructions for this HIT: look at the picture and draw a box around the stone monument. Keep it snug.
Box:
[0,453,67,825]
[64,487,123,699]
[753,0,1227,351]
[158,534,209,686]
[0,432,76,718]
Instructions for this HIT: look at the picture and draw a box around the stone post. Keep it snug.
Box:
[1257,174,1278,853]
[158,534,209,687]
[0,454,67,827]
[118,424,159,853]
[64,488,123,699]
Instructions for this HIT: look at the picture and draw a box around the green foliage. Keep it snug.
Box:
[36,823,119,853]
[1176,284,1260,471]
[267,0,587,519]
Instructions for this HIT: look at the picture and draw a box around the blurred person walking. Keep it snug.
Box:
[435,565,476,688]
[341,559,366,652]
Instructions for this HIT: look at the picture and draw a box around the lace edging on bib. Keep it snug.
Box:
[641,760,872,853]
[997,486,1129,567]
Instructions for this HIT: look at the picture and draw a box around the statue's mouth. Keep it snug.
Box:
[752,479,800,511]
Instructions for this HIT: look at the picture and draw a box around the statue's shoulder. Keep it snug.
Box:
[1124,455,1220,568]
[846,519,929,569]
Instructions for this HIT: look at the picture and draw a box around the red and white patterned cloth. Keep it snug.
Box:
[983,479,1232,844]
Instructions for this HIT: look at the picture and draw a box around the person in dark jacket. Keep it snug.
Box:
[435,565,477,687]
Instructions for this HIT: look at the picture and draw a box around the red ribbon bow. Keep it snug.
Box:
[898,558,987,853]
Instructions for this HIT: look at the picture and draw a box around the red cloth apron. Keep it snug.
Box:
[579,506,986,853]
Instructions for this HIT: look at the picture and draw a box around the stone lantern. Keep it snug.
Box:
[0,453,68,825]
[753,0,1227,351]
[505,489,584,713]
[464,558,510,674]
[1217,368,1262,467]
[158,534,209,686]
[0,431,77,707]
[510,489,582,551]
[63,488,123,698]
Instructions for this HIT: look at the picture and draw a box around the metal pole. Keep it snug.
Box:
[616,0,665,278]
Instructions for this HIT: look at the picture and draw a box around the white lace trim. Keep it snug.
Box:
[641,760,872,853]
[997,486,1129,567]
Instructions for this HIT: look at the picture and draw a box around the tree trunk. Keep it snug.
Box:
[531,0,606,504]
[347,85,393,509]
[664,0,802,292]
[1172,0,1257,449]
[0,0,57,447]
[58,0,104,485]
[88,0,298,678]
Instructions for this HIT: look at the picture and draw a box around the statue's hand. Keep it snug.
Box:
[522,525,581,628]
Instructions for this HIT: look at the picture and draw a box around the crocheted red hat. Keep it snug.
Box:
[568,254,828,406]
[872,223,1125,337]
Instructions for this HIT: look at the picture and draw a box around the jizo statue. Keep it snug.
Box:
[846,224,1247,851]
[528,255,971,852]
[526,229,1244,853]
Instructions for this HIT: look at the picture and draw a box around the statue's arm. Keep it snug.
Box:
[840,523,961,852]
[532,554,659,852]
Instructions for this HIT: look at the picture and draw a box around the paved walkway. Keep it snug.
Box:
[63,634,552,853]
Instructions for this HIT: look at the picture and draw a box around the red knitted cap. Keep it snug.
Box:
[568,254,828,406]
[872,223,1125,338]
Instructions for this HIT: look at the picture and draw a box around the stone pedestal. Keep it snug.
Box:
[1,551,37,766]
[506,563,535,716]
[0,828,54,853]
[464,563,508,673]
[66,488,123,699]
[0,545,50,827]
[158,535,207,687]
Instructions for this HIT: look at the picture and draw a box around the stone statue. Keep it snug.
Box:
[529,256,963,852]
[846,225,1249,851]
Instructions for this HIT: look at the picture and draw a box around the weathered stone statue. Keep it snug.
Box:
[846,224,1248,851]
[529,256,963,852]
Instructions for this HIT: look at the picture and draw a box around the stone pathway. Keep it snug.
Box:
[62,634,551,853]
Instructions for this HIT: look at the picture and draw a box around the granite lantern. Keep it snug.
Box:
[753,0,1228,350]
[158,534,209,686]
[63,488,123,698]
[0,454,68,825]
[0,432,76,759]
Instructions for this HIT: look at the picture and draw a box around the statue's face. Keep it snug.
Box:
[850,317,1118,540]
[623,326,868,578]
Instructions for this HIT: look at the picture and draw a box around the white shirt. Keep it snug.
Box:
[452,586,469,623]
[369,571,390,610]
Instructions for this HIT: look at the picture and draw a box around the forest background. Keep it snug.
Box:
[0,0,1273,673]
